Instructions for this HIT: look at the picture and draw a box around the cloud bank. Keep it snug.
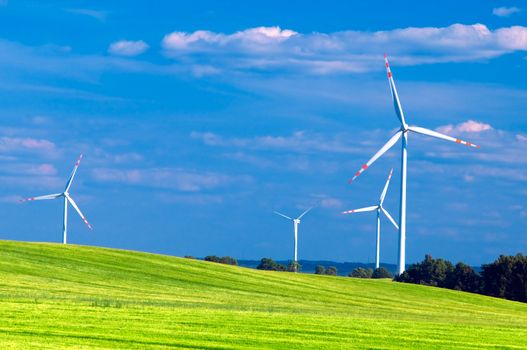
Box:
[162,24,527,74]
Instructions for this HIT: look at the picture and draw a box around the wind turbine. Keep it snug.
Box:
[342,168,399,269]
[273,207,313,272]
[349,55,479,275]
[20,154,93,244]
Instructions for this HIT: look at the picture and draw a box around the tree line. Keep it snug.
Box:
[254,258,393,279]
[194,253,527,303]
[396,254,527,303]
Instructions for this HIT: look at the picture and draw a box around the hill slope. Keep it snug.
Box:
[0,241,526,349]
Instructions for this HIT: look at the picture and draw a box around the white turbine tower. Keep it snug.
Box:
[273,207,313,272]
[342,168,399,269]
[349,55,479,275]
[20,154,93,244]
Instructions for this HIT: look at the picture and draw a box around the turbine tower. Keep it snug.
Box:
[273,207,313,272]
[20,154,93,244]
[349,55,479,275]
[342,168,399,269]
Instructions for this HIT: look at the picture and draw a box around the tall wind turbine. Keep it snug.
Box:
[342,168,399,269]
[273,207,313,272]
[20,154,93,244]
[349,55,479,275]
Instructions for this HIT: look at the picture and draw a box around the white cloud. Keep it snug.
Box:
[162,26,297,52]
[190,131,362,154]
[463,174,475,182]
[108,40,149,56]
[492,7,521,17]
[495,26,527,50]
[0,137,56,154]
[318,197,343,209]
[65,8,107,21]
[2,23,527,80]
[436,120,492,134]
[0,163,58,176]
[156,193,224,205]
[161,24,527,74]
[91,167,251,192]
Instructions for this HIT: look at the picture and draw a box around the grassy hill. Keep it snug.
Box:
[0,241,526,349]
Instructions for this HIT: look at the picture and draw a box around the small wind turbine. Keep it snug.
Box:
[273,207,313,272]
[20,154,93,244]
[342,168,399,269]
[349,55,479,275]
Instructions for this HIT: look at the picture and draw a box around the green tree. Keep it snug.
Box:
[219,256,238,266]
[204,255,220,263]
[315,265,325,274]
[395,255,454,287]
[444,262,481,292]
[325,266,337,276]
[256,258,287,271]
[349,267,373,278]
[481,253,527,302]
[372,267,393,279]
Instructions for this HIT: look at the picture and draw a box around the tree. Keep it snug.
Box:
[325,266,337,276]
[315,265,325,275]
[372,267,393,279]
[219,256,238,266]
[481,253,527,302]
[256,258,287,271]
[395,255,454,287]
[349,267,373,278]
[288,261,302,272]
[444,262,481,293]
[204,255,220,263]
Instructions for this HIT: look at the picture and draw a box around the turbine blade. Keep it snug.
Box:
[341,205,378,214]
[408,126,480,148]
[379,168,394,205]
[19,193,62,202]
[64,154,84,192]
[66,194,93,230]
[348,131,402,183]
[273,211,293,220]
[385,54,407,127]
[381,207,399,229]
[297,207,313,220]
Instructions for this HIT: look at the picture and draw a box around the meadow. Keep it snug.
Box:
[0,240,526,349]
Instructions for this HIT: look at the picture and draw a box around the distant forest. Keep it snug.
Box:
[195,253,527,303]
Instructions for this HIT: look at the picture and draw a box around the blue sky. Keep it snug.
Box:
[0,0,526,265]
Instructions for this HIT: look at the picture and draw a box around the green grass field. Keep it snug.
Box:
[0,240,526,349]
